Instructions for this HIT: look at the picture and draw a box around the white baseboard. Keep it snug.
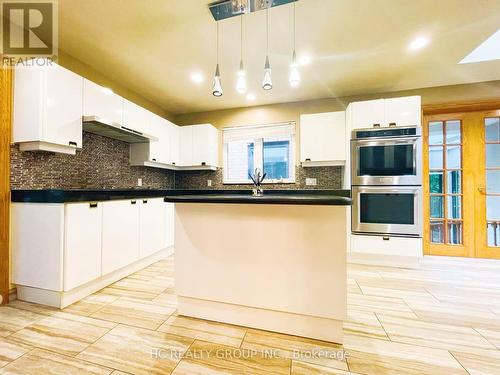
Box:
[16,247,173,308]
[178,296,344,344]
[348,252,421,269]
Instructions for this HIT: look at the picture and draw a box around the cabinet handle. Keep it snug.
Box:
[143,199,148,203]
[201,162,206,166]
[305,158,311,162]
[388,122,396,127]
[152,158,156,161]
[172,162,176,165]
[373,124,381,128]
[68,141,77,147]
[89,202,98,208]
[382,236,390,241]
[131,200,137,205]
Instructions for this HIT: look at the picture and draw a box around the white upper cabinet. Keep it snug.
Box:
[350,99,385,130]
[384,96,421,126]
[123,99,149,134]
[179,124,218,168]
[13,62,83,155]
[168,122,180,166]
[83,79,123,124]
[300,111,346,166]
[349,96,422,131]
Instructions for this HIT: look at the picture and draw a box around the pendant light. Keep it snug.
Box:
[212,17,223,97]
[262,8,272,90]
[289,1,300,87]
[236,15,247,94]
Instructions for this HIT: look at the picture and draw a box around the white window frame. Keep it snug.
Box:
[223,122,296,184]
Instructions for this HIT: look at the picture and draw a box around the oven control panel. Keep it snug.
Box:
[354,127,420,139]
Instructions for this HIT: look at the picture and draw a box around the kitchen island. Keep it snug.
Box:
[164,190,351,344]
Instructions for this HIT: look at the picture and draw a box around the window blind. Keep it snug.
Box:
[223,122,296,143]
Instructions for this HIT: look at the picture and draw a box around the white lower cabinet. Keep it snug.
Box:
[64,202,102,291]
[12,198,174,308]
[102,200,140,275]
[139,198,166,258]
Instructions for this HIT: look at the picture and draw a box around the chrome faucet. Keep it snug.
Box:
[249,168,266,197]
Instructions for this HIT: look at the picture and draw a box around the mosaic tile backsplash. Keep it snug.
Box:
[10,131,175,190]
[11,132,342,190]
[175,166,343,190]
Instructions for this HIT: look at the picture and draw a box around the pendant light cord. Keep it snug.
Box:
[240,15,243,62]
[266,8,269,55]
[293,1,296,50]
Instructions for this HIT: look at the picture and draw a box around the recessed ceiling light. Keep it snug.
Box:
[246,93,256,101]
[459,29,500,64]
[101,87,114,95]
[190,72,204,83]
[408,37,429,51]
[298,54,312,66]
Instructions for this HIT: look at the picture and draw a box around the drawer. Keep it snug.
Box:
[351,234,422,257]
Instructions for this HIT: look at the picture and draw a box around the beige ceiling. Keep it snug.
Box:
[58,0,500,115]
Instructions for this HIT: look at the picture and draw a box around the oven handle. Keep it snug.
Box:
[353,187,421,194]
[351,136,420,145]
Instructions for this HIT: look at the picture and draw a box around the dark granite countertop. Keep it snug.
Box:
[163,190,351,206]
[11,189,351,205]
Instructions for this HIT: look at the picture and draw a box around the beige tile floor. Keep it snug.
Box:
[1,255,500,374]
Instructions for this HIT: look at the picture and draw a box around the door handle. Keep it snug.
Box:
[478,187,486,194]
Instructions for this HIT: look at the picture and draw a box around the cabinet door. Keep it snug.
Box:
[123,99,149,134]
[139,198,167,258]
[179,126,193,166]
[64,202,102,291]
[165,203,175,248]
[300,112,346,162]
[350,99,385,130]
[83,79,123,124]
[102,200,140,275]
[192,124,218,166]
[149,115,171,164]
[169,124,180,165]
[384,96,421,127]
[44,64,83,148]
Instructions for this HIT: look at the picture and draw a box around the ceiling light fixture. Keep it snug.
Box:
[408,36,429,51]
[262,8,272,90]
[190,72,204,83]
[236,15,247,94]
[289,1,300,87]
[212,16,223,97]
[246,93,256,101]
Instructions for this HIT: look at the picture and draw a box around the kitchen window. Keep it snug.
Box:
[223,123,296,184]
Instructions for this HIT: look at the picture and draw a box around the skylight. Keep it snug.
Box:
[459,29,500,64]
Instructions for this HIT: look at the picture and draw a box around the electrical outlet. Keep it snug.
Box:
[207,179,212,187]
[306,178,317,186]
[137,178,143,187]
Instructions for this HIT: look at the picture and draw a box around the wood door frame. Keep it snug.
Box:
[0,64,12,305]
[423,112,474,257]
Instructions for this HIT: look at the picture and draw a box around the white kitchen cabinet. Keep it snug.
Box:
[64,202,102,291]
[123,99,149,134]
[179,124,218,168]
[168,123,180,166]
[83,79,123,124]
[348,96,421,130]
[139,198,166,258]
[300,111,346,166]
[350,99,385,130]
[102,200,140,275]
[13,62,83,154]
[165,202,175,247]
[179,126,193,166]
[384,96,421,126]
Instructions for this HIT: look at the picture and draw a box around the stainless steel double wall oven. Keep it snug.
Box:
[351,126,423,237]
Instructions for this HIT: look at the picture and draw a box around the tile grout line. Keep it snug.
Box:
[448,350,472,375]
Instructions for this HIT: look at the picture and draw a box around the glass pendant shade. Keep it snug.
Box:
[212,64,223,97]
[236,60,247,94]
[262,55,272,90]
[289,50,300,87]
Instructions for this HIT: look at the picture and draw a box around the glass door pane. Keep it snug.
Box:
[486,117,500,247]
[427,119,463,245]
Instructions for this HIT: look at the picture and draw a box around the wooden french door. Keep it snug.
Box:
[423,108,500,259]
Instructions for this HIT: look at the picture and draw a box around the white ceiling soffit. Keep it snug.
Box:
[460,29,500,64]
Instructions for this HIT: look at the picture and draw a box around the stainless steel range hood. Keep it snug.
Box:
[82,116,158,143]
